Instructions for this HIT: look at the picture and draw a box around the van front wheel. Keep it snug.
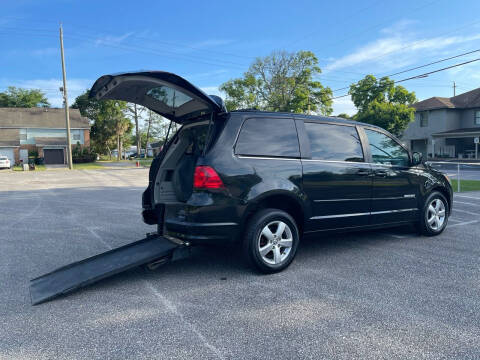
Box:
[243,208,299,273]
[417,191,449,236]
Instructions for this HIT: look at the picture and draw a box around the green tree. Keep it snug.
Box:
[142,110,174,156]
[349,75,417,136]
[125,103,145,156]
[114,117,133,160]
[0,86,50,107]
[72,90,129,157]
[336,113,351,119]
[220,50,333,115]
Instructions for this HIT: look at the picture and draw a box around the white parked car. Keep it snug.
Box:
[0,156,11,169]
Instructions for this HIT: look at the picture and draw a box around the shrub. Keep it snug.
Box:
[72,144,96,163]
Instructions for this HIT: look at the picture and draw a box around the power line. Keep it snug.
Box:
[324,17,480,83]
[0,22,254,62]
[387,48,480,77]
[331,48,480,93]
[331,57,480,99]
[0,25,251,70]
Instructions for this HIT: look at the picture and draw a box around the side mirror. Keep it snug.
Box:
[411,152,423,166]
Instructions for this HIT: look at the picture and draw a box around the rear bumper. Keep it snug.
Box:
[164,219,239,244]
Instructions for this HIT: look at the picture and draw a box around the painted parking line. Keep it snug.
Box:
[449,218,462,223]
[452,208,478,216]
[454,201,480,207]
[455,194,480,201]
[448,220,479,228]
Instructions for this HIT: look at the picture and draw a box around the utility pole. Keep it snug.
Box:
[453,81,456,96]
[60,23,73,169]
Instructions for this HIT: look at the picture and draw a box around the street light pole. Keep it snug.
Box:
[60,23,73,170]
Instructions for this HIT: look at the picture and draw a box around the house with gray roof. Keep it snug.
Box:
[402,88,480,159]
[0,107,90,165]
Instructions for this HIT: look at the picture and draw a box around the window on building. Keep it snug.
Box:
[72,134,81,141]
[475,110,480,125]
[235,118,300,158]
[420,112,428,127]
[304,122,364,162]
[365,129,410,167]
[19,133,27,141]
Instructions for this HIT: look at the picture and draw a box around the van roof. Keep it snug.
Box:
[230,110,383,131]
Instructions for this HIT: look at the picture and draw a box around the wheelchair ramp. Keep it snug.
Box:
[30,235,179,305]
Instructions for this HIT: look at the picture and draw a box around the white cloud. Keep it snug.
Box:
[324,22,480,74]
[190,39,232,48]
[94,32,133,46]
[332,96,356,116]
[380,19,418,35]
[169,39,234,54]
[31,47,58,56]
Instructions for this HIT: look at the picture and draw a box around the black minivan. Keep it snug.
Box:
[90,71,453,273]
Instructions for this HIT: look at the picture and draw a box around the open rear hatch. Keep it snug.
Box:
[90,71,226,223]
[89,71,225,123]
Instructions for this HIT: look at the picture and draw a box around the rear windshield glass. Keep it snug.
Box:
[235,118,300,158]
[147,86,192,108]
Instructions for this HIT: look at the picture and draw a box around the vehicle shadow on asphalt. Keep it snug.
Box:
[58,225,419,303]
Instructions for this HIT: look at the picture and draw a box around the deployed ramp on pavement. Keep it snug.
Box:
[30,235,182,305]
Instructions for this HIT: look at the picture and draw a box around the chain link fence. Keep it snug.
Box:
[426,161,480,192]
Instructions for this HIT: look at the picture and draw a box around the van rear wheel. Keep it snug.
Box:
[243,208,299,273]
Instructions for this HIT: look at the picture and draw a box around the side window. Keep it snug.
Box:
[304,122,364,162]
[235,118,300,158]
[365,129,409,167]
[475,110,480,125]
[420,112,428,127]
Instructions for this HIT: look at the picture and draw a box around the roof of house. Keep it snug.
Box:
[0,108,90,129]
[413,88,480,111]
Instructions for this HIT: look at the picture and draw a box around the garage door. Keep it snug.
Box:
[44,149,65,164]
[0,148,14,164]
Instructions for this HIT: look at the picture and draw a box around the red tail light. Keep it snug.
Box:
[193,166,225,189]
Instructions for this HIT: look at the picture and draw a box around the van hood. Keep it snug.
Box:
[89,71,226,123]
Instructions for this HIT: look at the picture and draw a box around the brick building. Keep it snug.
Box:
[0,107,90,165]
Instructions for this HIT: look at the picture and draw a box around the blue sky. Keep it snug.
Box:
[1,0,480,115]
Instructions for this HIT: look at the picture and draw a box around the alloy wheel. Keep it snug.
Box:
[258,220,293,265]
[426,198,446,231]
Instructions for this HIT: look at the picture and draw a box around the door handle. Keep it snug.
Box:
[375,170,389,177]
[356,169,371,176]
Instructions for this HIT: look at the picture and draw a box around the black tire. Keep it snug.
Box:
[417,191,449,236]
[243,208,299,273]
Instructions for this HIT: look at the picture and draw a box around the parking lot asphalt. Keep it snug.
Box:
[1,169,479,359]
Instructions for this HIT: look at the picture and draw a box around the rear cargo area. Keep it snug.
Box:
[154,121,210,204]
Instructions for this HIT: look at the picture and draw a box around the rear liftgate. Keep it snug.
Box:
[30,234,190,305]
